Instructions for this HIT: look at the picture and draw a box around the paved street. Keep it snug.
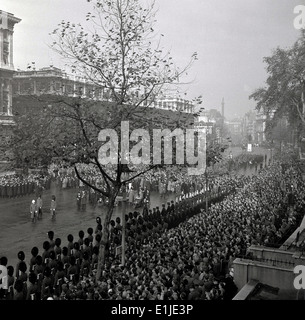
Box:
[0,182,176,268]
[0,146,270,269]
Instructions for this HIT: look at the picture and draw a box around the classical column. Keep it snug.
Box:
[0,79,3,113]
[9,31,13,69]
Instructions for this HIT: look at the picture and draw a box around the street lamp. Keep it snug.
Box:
[121,182,127,267]
[120,164,133,267]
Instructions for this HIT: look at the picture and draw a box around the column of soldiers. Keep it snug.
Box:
[123,185,234,254]
[0,176,237,300]
[0,175,51,198]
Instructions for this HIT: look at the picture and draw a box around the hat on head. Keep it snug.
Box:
[48,231,54,237]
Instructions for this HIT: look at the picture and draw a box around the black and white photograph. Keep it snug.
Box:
[0,0,305,313]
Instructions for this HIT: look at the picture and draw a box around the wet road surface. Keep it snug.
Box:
[0,147,270,269]
[0,182,176,268]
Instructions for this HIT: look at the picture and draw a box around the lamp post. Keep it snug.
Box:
[121,181,127,266]
[120,165,133,267]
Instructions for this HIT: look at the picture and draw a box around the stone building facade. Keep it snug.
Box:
[13,66,108,100]
[0,10,21,170]
[0,10,21,119]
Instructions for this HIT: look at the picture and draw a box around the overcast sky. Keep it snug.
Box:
[1,0,303,119]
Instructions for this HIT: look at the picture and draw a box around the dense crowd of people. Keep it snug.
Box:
[0,173,51,198]
[0,153,304,300]
[0,173,240,300]
[48,162,222,209]
[49,162,222,197]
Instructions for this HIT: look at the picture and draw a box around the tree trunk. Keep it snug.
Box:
[95,192,117,281]
[295,87,305,139]
[205,170,208,213]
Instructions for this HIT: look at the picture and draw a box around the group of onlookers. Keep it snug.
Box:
[1,152,304,300]
[0,173,241,300]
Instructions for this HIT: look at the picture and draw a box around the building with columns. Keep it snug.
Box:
[149,97,195,114]
[13,66,109,100]
[255,111,267,144]
[12,69,196,114]
[0,10,21,170]
[0,10,21,121]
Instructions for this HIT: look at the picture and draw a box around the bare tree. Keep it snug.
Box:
[46,0,199,280]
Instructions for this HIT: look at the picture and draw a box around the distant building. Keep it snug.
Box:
[194,109,225,143]
[13,67,196,115]
[225,109,270,145]
[242,110,256,142]
[199,109,219,124]
[255,111,267,143]
[194,114,214,135]
[150,97,195,114]
[13,66,108,100]
[225,118,243,145]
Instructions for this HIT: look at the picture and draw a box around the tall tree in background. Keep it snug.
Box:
[44,0,199,279]
[250,30,305,144]
[50,0,198,105]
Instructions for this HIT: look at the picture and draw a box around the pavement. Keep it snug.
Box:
[0,183,176,269]
[0,146,270,269]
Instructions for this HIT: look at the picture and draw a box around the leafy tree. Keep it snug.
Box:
[12,92,197,273]
[250,30,305,143]
[13,0,200,280]
[267,119,291,147]
[12,95,72,169]
[50,0,198,106]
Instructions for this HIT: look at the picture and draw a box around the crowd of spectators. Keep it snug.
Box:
[0,174,240,300]
[48,161,225,197]
[1,155,304,301]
